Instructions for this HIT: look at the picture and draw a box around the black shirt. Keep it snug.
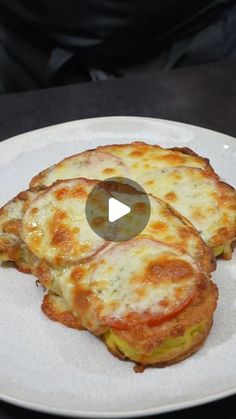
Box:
[0,0,234,92]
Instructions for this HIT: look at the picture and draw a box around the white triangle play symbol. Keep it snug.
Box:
[108,197,131,223]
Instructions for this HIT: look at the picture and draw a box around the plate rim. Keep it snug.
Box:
[0,116,235,417]
[1,387,236,418]
[0,116,235,146]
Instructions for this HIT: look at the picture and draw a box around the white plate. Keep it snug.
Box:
[0,117,235,417]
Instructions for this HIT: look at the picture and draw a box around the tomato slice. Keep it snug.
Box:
[101,289,196,330]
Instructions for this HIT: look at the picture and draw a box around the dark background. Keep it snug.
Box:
[0,60,236,142]
[0,58,236,419]
[0,0,236,94]
[0,0,235,417]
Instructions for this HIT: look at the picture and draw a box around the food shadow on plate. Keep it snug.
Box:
[1,261,18,270]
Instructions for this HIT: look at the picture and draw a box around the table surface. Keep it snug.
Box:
[0,60,235,418]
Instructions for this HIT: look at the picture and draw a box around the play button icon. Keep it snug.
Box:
[108,198,131,222]
[85,177,151,242]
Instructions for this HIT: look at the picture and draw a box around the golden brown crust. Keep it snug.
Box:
[108,317,213,372]
[168,147,214,171]
[169,147,201,157]
[2,219,22,235]
[15,260,34,274]
[0,188,40,268]
[41,292,85,330]
[31,177,98,197]
[30,172,48,189]
[133,319,213,372]
[208,180,236,258]
[36,261,51,288]
[99,142,212,169]
[103,280,218,359]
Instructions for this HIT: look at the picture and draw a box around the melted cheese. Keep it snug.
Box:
[98,142,210,172]
[28,141,236,255]
[0,190,40,271]
[0,141,222,364]
[22,179,107,266]
[33,191,214,323]
[35,189,214,301]
[0,198,24,258]
[135,167,236,247]
[30,150,129,187]
[28,142,236,255]
[30,142,209,189]
[72,238,200,331]
[144,195,214,274]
